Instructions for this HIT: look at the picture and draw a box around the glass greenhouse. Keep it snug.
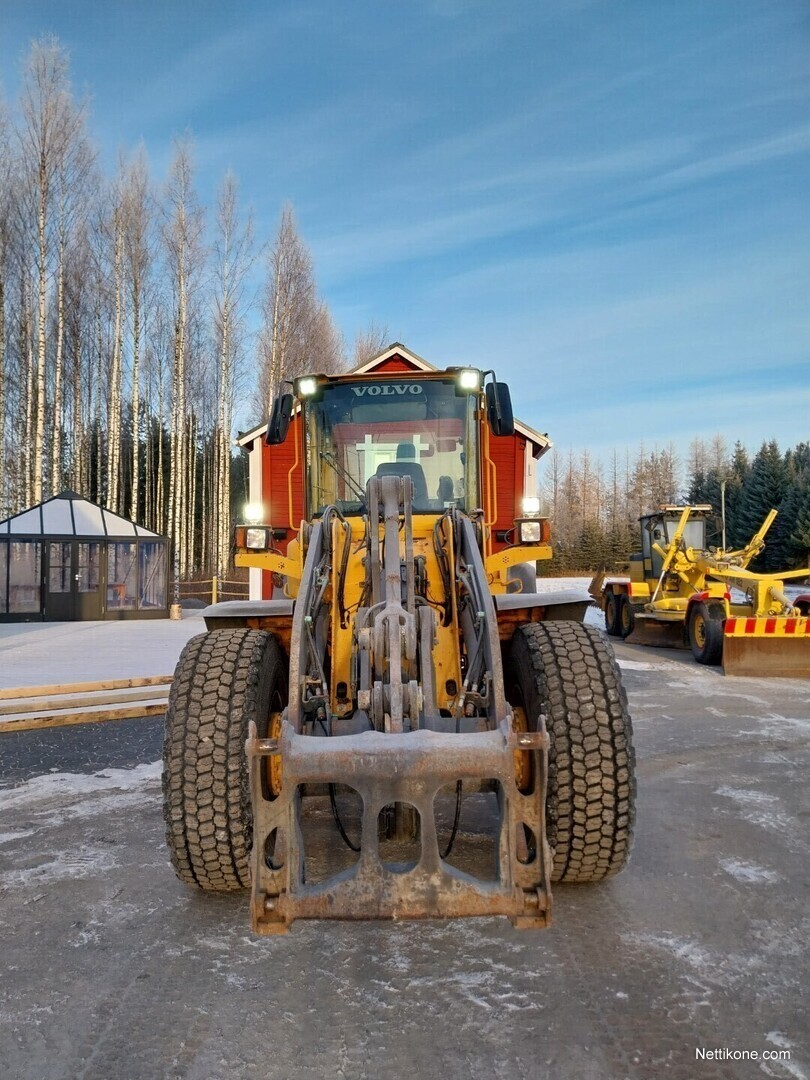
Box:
[0,491,169,622]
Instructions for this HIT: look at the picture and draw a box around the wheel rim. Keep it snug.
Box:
[620,602,631,633]
[267,709,284,797]
[694,613,706,648]
[511,705,532,793]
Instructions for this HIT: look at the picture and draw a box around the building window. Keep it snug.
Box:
[0,544,7,614]
[49,542,72,593]
[8,541,42,613]
[78,543,101,593]
[107,542,137,610]
[139,542,167,609]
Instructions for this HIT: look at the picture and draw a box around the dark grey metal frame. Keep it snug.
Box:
[0,535,170,622]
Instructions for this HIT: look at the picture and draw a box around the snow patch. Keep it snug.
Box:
[0,844,117,887]
[0,761,161,810]
[0,829,37,845]
[719,858,781,884]
[766,1032,793,1050]
[715,786,778,806]
[616,659,656,671]
[624,932,714,972]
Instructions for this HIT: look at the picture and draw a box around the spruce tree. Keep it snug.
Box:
[788,478,810,567]
[725,442,750,548]
[735,441,787,570]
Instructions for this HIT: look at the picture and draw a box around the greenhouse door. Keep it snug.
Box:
[76,542,103,619]
[44,542,103,620]
[44,542,74,620]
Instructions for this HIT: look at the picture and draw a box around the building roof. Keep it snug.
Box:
[0,491,164,538]
[236,343,551,454]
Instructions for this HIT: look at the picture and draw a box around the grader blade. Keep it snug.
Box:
[722,617,810,678]
[625,614,688,650]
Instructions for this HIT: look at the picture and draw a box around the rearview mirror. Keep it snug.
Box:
[485,382,514,437]
[265,393,294,445]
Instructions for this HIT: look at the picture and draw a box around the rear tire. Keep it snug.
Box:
[505,622,635,883]
[163,628,288,892]
[689,602,724,665]
[617,594,635,639]
[604,590,620,636]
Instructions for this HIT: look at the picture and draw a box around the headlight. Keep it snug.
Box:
[521,496,541,516]
[457,369,481,391]
[246,527,270,550]
[519,520,542,544]
[244,502,264,524]
[297,376,318,397]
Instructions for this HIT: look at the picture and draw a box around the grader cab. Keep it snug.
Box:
[163,365,635,933]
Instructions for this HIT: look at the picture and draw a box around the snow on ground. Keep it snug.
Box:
[0,612,204,689]
[0,581,598,693]
[0,760,161,811]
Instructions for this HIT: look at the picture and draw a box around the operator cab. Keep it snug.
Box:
[640,506,711,579]
[267,368,514,519]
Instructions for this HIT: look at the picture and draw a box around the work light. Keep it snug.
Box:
[297,376,318,397]
[519,520,542,544]
[457,369,481,391]
[244,503,264,524]
[246,527,270,550]
[521,496,541,516]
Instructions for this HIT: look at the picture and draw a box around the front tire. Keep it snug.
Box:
[689,602,724,665]
[506,622,636,883]
[163,629,288,892]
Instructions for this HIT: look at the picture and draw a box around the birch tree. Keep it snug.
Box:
[122,148,153,521]
[212,171,254,575]
[353,322,389,367]
[0,99,12,513]
[163,139,204,574]
[17,37,86,501]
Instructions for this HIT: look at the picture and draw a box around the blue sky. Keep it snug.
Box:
[2,0,808,462]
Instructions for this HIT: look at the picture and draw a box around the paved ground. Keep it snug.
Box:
[0,610,204,689]
[0,607,808,1079]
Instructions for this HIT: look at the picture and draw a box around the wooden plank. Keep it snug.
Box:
[0,686,170,716]
[0,702,168,734]
[0,676,173,701]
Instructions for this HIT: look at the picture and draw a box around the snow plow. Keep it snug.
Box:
[590,505,810,678]
[163,366,635,933]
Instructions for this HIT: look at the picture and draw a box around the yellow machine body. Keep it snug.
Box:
[591,505,810,677]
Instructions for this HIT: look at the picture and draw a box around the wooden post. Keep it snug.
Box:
[212,575,218,604]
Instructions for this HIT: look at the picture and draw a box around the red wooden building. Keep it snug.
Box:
[236,345,550,600]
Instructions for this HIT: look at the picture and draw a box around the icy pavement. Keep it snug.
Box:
[1,581,809,1078]
[0,625,808,1078]
[0,612,205,689]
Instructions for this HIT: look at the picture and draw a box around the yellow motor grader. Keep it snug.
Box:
[163,366,635,933]
[590,505,810,677]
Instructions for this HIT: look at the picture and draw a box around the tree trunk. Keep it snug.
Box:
[34,159,48,503]
[130,288,140,521]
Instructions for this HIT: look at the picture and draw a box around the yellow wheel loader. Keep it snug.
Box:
[590,505,810,678]
[163,367,636,933]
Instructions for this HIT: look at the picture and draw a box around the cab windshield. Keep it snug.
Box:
[305,378,479,515]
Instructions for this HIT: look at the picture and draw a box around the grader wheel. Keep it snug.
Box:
[603,590,621,637]
[689,602,724,666]
[162,628,288,892]
[617,594,635,639]
[506,622,635,883]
